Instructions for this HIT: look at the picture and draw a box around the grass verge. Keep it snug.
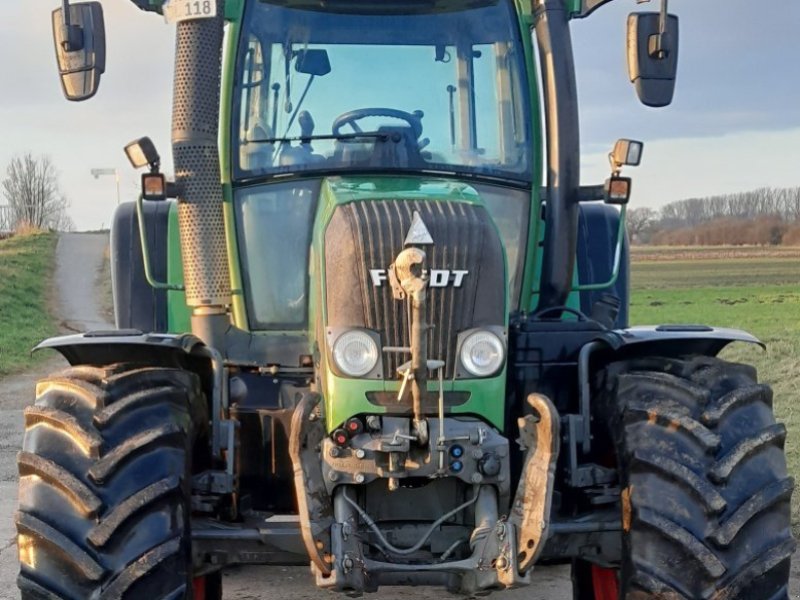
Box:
[630,251,800,533]
[0,232,59,377]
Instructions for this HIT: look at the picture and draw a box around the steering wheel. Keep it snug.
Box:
[332,108,423,139]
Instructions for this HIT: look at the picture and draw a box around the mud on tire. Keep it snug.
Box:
[16,364,207,600]
[606,355,795,599]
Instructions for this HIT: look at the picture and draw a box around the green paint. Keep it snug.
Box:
[219,16,238,184]
[565,0,582,15]
[166,203,191,333]
[450,373,506,430]
[224,0,245,20]
[324,176,482,205]
[324,371,506,432]
[220,17,251,330]
[223,184,250,329]
[313,177,510,432]
[324,375,386,431]
[513,0,544,314]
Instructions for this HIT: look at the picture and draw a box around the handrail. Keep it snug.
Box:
[135,193,186,291]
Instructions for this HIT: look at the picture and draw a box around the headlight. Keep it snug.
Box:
[459,330,505,377]
[332,330,380,377]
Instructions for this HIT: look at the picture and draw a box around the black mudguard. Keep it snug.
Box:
[111,201,171,333]
[35,330,210,372]
[576,203,629,328]
[602,325,764,359]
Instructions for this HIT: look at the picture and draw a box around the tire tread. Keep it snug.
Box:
[17,365,202,600]
[611,356,795,600]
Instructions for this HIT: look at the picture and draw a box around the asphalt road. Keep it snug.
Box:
[0,233,795,599]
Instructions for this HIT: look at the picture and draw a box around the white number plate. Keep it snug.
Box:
[163,0,217,24]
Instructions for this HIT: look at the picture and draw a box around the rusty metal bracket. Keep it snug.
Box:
[289,392,334,576]
[510,393,560,572]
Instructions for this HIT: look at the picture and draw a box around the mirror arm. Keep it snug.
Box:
[59,0,86,52]
[660,0,669,35]
[650,0,669,58]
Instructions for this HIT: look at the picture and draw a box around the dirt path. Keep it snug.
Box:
[0,233,796,599]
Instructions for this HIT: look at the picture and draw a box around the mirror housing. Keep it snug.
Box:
[295,49,331,77]
[604,139,643,205]
[51,2,106,101]
[627,12,679,107]
[611,139,643,170]
[125,137,161,172]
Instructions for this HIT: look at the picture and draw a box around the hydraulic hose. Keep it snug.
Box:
[341,487,480,557]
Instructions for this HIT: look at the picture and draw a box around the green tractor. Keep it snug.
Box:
[18,0,793,597]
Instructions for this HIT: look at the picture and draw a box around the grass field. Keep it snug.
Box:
[629,246,800,531]
[0,232,58,377]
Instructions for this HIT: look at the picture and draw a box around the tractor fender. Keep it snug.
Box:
[599,325,764,360]
[35,330,210,368]
[34,330,227,456]
[34,330,219,409]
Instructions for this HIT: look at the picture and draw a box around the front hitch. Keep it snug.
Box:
[510,393,561,572]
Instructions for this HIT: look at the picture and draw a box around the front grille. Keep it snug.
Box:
[325,199,504,380]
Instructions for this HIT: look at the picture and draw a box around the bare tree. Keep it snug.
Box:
[1,154,74,231]
[626,207,656,243]
[0,205,11,233]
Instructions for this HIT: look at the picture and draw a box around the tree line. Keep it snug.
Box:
[627,186,800,246]
[0,154,73,234]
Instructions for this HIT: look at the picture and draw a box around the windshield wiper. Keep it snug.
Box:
[244,131,398,145]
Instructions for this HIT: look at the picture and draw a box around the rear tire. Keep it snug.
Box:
[606,355,795,599]
[17,364,207,600]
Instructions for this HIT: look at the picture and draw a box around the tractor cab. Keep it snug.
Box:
[234,0,532,182]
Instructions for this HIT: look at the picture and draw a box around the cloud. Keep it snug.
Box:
[2,1,800,228]
[572,0,800,148]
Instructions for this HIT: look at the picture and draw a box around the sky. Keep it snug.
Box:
[1,1,799,231]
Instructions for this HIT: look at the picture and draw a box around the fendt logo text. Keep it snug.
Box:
[369,269,469,288]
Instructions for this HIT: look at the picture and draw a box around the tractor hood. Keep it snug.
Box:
[315,176,507,395]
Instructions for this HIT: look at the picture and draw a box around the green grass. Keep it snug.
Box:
[632,258,800,289]
[0,232,59,377]
[630,253,800,532]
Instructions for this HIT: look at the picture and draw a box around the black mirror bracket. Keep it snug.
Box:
[59,0,84,51]
[648,0,670,59]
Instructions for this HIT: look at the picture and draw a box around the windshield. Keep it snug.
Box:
[233,0,532,182]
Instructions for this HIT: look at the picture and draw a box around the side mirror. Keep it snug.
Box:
[51,2,106,101]
[604,139,644,205]
[611,139,643,169]
[295,49,331,77]
[627,12,679,108]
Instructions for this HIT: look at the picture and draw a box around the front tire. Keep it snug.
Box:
[607,355,795,599]
[17,364,207,599]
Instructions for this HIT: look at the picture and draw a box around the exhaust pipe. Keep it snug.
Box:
[171,1,232,348]
[533,0,580,313]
